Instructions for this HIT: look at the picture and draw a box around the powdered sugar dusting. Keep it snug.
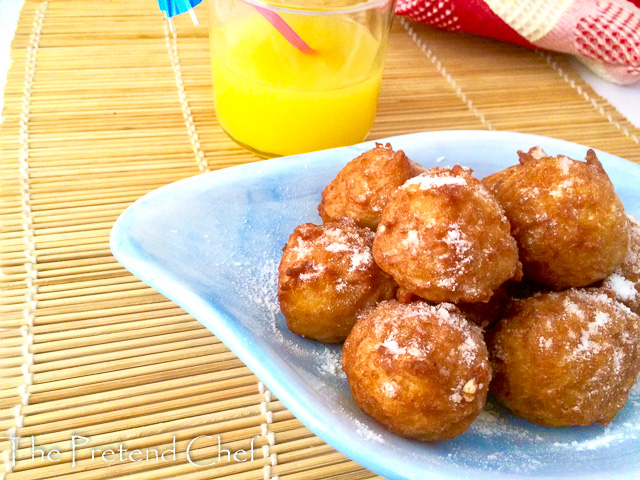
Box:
[563,299,586,319]
[401,230,420,251]
[244,257,281,331]
[379,338,407,356]
[449,379,472,405]
[573,313,609,358]
[444,224,472,254]
[469,403,544,441]
[563,293,614,359]
[318,347,345,378]
[575,288,635,317]
[299,263,325,281]
[450,392,463,404]
[539,337,553,349]
[381,381,398,398]
[353,418,385,443]
[350,250,372,272]
[549,180,574,197]
[437,224,474,291]
[325,242,350,253]
[553,432,633,452]
[604,273,637,302]
[458,336,478,366]
[402,171,467,190]
[378,326,430,359]
[558,155,573,174]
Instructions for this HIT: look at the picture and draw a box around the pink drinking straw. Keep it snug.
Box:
[250,3,316,54]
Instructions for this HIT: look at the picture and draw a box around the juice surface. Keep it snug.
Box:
[210,13,384,157]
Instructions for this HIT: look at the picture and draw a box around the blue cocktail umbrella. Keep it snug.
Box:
[158,0,202,29]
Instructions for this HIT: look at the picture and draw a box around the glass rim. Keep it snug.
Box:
[242,0,394,15]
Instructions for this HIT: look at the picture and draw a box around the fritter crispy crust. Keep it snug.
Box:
[487,288,640,427]
[342,301,491,441]
[278,218,397,343]
[484,147,629,289]
[373,165,521,303]
[318,143,425,230]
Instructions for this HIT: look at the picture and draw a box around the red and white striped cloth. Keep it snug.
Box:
[396,0,640,85]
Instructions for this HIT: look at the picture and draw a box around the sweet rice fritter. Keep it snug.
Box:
[484,147,629,289]
[487,288,640,427]
[342,300,491,441]
[373,165,521,304]
[278,218,397,343]
[318,143,425,230]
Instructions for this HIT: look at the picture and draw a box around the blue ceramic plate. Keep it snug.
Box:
[110,131,640,480]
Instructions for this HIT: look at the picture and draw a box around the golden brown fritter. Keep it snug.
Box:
[342,300,491,441]
[318,143,425,230]
[484,147,629,289]
[486,288,640,427]
[373,165,521,304]
[602,215,640,315]
[278,218,397,343]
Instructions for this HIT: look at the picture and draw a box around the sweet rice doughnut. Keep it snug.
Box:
[342,300,491,441]
[278,218,397,343]
[318,143,425,230]
[484,147,629,289]
[487,288,640,427]
[602,214,640,315]
[373,165,521,304]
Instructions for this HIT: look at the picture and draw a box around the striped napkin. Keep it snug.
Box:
[396,0,640,85]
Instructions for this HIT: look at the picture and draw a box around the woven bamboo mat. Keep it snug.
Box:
[1,0,639,479]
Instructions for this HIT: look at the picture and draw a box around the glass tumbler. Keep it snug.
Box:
[209,0,396,157]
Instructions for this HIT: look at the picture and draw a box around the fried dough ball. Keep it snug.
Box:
[278,218,397,343]
[342,301,491,441]
[487,288,640,427]
[373,165,521,304]
[318,143,425,230]
[602,214,640,315]
[483,147,629,289]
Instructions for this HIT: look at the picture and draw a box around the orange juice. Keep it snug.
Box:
[210,13,385,157]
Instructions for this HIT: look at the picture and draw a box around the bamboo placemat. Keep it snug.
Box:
[1,1,639,479]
